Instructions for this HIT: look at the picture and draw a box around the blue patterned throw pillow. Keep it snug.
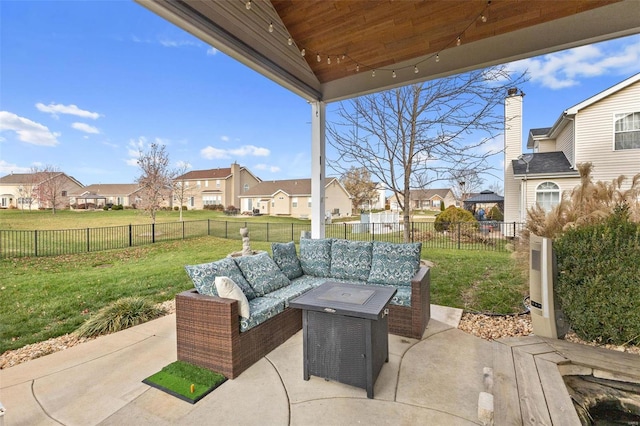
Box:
[368,241,422,286]
[271,241,303,280]
[234,252,291,297]
[185,257,257,300]
[299,238,332,277]
[330,239,372,281]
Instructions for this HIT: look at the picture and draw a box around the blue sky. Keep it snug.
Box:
[1,1,639,189]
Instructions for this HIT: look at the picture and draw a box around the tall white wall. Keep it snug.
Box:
[504,91,525,232]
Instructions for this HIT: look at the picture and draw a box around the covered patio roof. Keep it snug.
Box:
[137,0,639,103]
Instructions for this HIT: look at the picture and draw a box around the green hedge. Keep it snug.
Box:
[434,206,477,231]
[554,208,640,345]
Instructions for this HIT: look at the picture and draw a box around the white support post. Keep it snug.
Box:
[311,101,326,239]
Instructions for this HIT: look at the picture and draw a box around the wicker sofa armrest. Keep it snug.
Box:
[388,265,430,339]
[411,265,431,330]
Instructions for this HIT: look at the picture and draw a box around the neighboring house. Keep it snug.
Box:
[504,74,640,232]
[387,188,457,211]
[239,177,352,219]
[173,162,261,210]
[69,184,145,209]
[0,171,84,210]
[356,182,388,212]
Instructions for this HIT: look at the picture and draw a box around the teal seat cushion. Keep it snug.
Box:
[240,297,286,332]
[185,257,256,300]
[367,283,411,306]
[330,240,372,281]
[234,252,291,297]
[271,241,303,280]
[289,275,327,288]
[368,241,422,287]
[263,281,313,307]
[299,238,332,277]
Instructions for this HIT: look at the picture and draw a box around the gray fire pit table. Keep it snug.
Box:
[289,281,397,399]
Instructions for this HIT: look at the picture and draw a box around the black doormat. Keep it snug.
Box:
[143,361,227,404]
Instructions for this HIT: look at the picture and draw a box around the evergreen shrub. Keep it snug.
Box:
[554,206,640,345]
[434,206,477,231]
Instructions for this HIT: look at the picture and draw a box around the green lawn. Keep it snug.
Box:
[0,235,527,354]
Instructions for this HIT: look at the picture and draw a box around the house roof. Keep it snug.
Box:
[512,152,580,177]
[71,184,141,197]
[241,178,342,197]
[137,1,639,103]
[177,168,232,180]
[0,172,83,187]
[528,72,640,148]
[409,188,452,200]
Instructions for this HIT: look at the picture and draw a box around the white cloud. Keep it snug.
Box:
[207,47,218,56]
[176,160,192,169]
[0,160,32,174]
[158,38,199,48]
[36,103,100,119]
[125,158,139,167]
[0,111,60,146]
[72,122,100,134]
[509,36,640,89]
[254,164,281,173]
[220,135,230,142]
[201,144,270,160]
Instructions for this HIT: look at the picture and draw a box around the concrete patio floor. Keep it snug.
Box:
[4,305,636,425]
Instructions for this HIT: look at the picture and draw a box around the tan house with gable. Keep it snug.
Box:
[504,73,640,231]
[388,188,457,211]
[0,171,84,210]
[239,177,352,219]
[173,162,261,211]
[69,184,146,209]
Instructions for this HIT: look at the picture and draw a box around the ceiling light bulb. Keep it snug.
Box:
[356,64,360,72]
[481,14,487,23]
[301,48,306,57]
[372,69,376,77]
[392,70,397,78]
[268,23,274,33]
[414,65,419,74]
[287,37,293,46]
[336,56,340,64]
[456,36,461,46]
[436,54,440,63]
[317,53,321,62]
[245,0,251,10]
[327,56,331,64]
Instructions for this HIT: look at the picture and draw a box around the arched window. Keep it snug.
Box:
[536,182,560,211]
[243,183,249,192]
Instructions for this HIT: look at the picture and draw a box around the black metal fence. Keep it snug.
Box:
[0,219,525,258]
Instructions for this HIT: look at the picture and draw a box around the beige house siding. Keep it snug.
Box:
[325,180,352,217]
[574,81,640,186]
[272,191,291,215]
[522,177,582,213]
[537,139,556,153]
[555,123,575,166]
[0,173,84,210]
[503,93,524,227]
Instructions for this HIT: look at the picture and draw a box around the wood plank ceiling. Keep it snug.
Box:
[272,0,619,84]
[137,0,639,102]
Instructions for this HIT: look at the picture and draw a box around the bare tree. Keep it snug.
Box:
[136,143,175,224]
[341,166,378,214]
[172,162,193,222]
[17,172,38,211]
[32,165,67,214]
[328,65,527,242]
[448,168,485,204]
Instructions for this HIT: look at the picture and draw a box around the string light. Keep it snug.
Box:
[244,0,492,80]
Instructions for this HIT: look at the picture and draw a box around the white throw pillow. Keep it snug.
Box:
[215,276,250,319]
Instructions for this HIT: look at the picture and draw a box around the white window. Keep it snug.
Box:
[216,180,221,188]
[614,112,640,150]
[202,195,221,205]
[196,180,201,188]
[536,182,560,212]
[243,183,249,192]
[292,197,298,208]
[190,197,195,207]
[205,180,209,187]
[308,197,312,207]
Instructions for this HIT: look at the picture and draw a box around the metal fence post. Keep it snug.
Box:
[87,228,90,253]
[129,224,132,247]
[152,223,155,244]
[457,222,461,250]
[182,221,185,239]
[34,230,38,257]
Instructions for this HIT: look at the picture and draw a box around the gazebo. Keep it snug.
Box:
[136,0,639,237]
[463,190,504,218]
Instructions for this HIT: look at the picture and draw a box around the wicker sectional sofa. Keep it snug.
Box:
[177,238,431,379]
